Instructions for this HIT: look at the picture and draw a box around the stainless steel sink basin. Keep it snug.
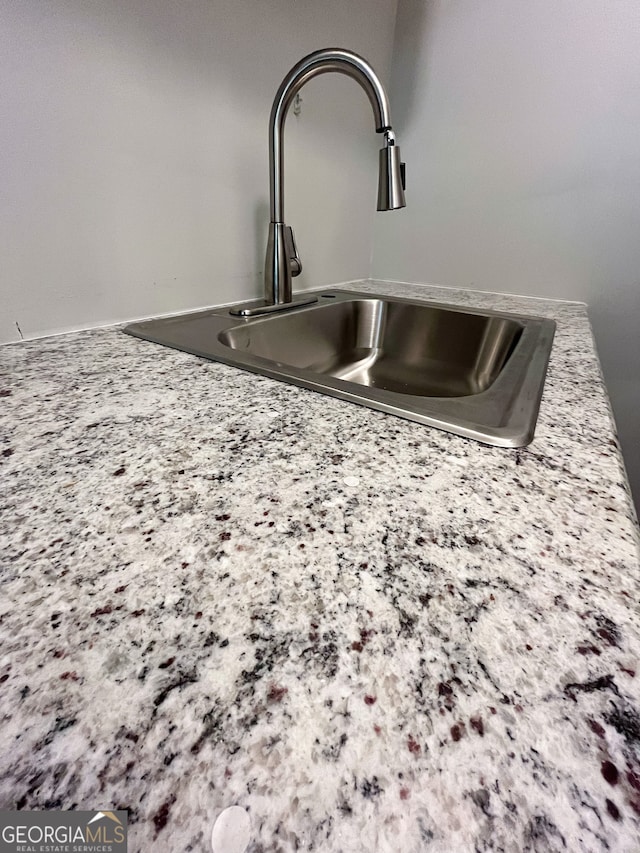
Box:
[220,297,523,397]
[125,289,555,446]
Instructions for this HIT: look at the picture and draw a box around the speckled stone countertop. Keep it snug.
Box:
[1,280,639,852]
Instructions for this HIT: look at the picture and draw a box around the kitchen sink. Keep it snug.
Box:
[125,289,555,447]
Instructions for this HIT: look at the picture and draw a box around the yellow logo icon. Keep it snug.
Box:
[85,811,125,843]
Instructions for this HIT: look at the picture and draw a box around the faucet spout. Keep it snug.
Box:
[377,129,406,212]
[269,48,398,224]
[229,49,406,317]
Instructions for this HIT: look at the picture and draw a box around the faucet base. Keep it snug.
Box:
[229,293,318,318]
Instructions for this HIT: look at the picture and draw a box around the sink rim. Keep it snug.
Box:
[124,288,556,447]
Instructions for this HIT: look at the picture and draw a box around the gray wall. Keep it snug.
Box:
[1,0,397,341]
[372,0,640,507]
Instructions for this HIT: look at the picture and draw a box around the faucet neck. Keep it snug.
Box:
[268,48,391,223]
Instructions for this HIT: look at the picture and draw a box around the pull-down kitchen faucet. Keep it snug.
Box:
[231,48,406,317]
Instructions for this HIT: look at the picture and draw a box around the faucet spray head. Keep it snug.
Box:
[377,130,406,211]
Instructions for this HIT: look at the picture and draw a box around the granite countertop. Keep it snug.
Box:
[1,280,639,852]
